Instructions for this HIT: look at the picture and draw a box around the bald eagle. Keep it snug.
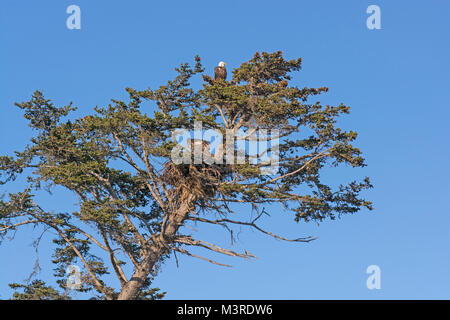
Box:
[214,61,227,81]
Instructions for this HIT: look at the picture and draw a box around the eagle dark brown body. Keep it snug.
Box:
[214,62,227,80]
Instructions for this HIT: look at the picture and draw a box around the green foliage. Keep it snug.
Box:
[9,280,68,300]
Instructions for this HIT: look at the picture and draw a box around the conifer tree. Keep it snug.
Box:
[0,52,372,299]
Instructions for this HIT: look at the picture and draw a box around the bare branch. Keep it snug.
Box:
[172,247,232,267]
[265,147,333,185]
[0,219,39,232]
[100,228,128,287]
[214,104,229,129]
[175,236,256,259]
[187,216,316,243]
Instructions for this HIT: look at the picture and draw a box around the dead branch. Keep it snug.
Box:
[174,236,256,259]
[172,247,232,267]
[187,216,316,243]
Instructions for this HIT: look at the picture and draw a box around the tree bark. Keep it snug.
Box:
[117,194,194,300]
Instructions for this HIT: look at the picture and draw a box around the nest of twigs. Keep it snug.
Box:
[161,161,230,201]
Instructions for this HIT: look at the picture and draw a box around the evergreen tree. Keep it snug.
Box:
[0,52,372,299]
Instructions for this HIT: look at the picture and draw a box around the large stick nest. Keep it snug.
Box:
[161,161,232,201]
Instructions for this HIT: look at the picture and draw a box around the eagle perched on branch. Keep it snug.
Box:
[214,61,227,80]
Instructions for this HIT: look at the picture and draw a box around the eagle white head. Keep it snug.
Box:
[218,61,227,67]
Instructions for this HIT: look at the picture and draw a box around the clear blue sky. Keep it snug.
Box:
[1,0,449,299]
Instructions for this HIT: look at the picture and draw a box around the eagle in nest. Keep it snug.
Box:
[214,61,227,81]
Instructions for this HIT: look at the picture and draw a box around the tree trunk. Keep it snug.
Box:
[117,194,194,300]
